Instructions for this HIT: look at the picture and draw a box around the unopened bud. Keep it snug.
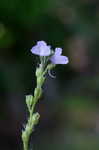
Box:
[32,112,40,125]
[22,131,27,142]
[37,76,45,86]
[34,87,42,99]
[26,95,33,109]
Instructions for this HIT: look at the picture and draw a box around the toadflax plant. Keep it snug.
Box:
[21,41,69,150]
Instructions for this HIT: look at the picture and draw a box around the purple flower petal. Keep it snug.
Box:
[50,47,69,64]
[55,48,62,56]
[31,41,51,56]
[51,55,69,64]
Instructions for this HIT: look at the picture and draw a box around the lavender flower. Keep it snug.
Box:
[22,41,69,150]
[31,41,51,56]
[50,48,69,64]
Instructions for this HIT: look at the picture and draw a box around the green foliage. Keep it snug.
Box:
[0,0,52,27]
[0,23,14,47]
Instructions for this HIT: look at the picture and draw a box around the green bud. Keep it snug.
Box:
[37,76,45,86]
[25,124,32,135]
[34,87,42,100]
[22,130,27,142]
[26,95,33,110]
[31,112,40,126]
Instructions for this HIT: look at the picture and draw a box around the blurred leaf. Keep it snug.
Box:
[0,0,53,28]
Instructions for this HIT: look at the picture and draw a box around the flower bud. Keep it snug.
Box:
[22,131,27,142]
[34,87,42,100]
[37,76,45,86]
[31,112,40,125]
[25,125,32,135]
[26,95,33,110]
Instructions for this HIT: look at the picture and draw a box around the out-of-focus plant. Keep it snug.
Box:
[0,23,14,47]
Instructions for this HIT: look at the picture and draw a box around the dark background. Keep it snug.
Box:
[0,0,99,149]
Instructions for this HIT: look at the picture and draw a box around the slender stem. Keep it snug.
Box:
[22,64,44,150]
[23,139,28,150]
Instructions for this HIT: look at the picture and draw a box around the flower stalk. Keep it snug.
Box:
[22,64,45,150]
[21,41,69,150]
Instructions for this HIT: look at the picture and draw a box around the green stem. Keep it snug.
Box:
[22,65,44,150]
[23,139,28,150]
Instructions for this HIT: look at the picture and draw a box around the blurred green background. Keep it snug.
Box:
[0,0,99,150]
